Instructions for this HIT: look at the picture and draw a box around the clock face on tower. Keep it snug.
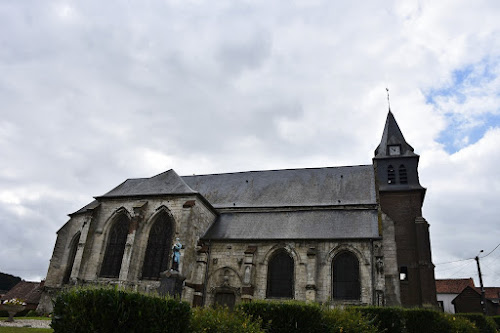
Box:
[388,145,401,156]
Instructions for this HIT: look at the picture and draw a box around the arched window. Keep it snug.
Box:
[100,214,130,278]
[142,211,173,280]
[63,232,80,284]
[267,250,294,298]
[332,251,360,300]
[387,165,396,184]
[399,165,408,184]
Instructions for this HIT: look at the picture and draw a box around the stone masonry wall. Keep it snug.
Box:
[197,239,379,306]
[41,195,216,302]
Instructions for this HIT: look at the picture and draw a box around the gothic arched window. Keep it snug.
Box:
[332,251,360,300]
[63,232,80,284]
[142,211,173,280]
[387,165,396,184]
[399,165,408,184]
[100,214,130,278]
[266,250,294,298]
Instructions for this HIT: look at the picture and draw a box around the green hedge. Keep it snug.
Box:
[238,300,325,333]
[455,313,498,333]
[190,306,264,333]
[51,286,191,333]
[354,306,407,333]
[404,308,478,333]
[447,315,481,333]
[322,307,378,333]
[404,308,447,333]
[354,307,480,333]
[491,316,500,329]
[238,300,378,333]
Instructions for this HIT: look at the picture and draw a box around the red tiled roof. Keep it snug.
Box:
[0,281,42,305]
[436,278,475,294]
[483,287,500,300]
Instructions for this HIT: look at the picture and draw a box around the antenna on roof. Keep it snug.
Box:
[386,87,391,112]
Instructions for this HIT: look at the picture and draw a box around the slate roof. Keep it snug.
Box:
[203,209,379,240]
[436,278,475,294]
[0,281,43,305]
[183,165,376,208]
[91,164,376,208]
[374,111,417,158]
[70,200,100,216]
[99,169,196,198]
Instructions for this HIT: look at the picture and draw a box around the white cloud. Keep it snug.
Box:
[0,0,499,286]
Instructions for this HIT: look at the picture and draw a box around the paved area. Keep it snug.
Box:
[0,319,51,329]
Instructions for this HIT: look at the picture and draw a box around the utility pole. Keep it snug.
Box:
[475,250,487,315]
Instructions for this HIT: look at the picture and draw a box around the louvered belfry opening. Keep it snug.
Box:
[63,232,80,284]
[387,165,396,184]
[398,164,408,184]
[333,251,360,300]
[266,250,294,298]
[100,214,130,278]
[142,211,173,280]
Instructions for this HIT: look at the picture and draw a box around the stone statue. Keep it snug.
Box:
[171,238,182,271]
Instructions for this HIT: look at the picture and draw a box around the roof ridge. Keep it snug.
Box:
[181,164,373,178]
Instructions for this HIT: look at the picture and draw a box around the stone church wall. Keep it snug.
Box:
[38,195,217,313]
[196,239,381,306]
[44,215,86,287]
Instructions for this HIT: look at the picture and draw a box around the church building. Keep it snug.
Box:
[38,111,437,312]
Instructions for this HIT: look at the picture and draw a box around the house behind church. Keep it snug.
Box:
[38,111,437,313]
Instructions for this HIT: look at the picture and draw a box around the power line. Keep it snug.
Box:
[435,257,474,266]
[447,261,476,278]
[435,243,500,266]
[435,260,474,273]
[480,242,500,258]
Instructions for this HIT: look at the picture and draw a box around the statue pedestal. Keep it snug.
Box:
[158,270,185,298]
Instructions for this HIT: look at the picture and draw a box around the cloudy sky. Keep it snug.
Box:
[1,0,499,287]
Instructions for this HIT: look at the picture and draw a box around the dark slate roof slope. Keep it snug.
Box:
[182,165,376,208]
[203,210,379,240]
[100,169,196,198]
[374,111,417,158]
[70,200,100,216]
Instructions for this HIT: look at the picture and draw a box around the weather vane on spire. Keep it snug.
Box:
[386,87,391,112]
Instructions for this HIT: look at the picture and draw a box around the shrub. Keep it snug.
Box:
[238,300,325,333]
[25,310,39,317]
[322,307,377,333]
[190,306,264,333]
[404,308,480,333]
[445,314,479,333]
[51,286,191,333]
[404,308,452,333]
[354,306,407,333]
[455,313,497,333]
[491,316,500,330]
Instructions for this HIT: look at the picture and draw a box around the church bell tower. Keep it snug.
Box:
[373,111,437,307]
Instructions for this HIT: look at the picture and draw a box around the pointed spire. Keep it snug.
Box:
[374,111,417,158]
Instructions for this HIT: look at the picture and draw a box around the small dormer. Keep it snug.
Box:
[373,111,425,193]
